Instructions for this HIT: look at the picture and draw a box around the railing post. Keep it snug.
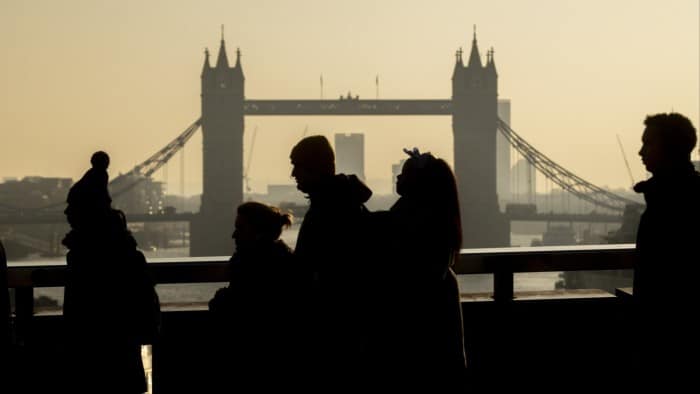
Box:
[14,286,33,346]
[493,267,514,303]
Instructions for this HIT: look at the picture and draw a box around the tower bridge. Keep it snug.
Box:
[192,30,510,255]
[1,31,640,256]
[193,30,638,255]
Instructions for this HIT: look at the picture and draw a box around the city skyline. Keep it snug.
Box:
[1,0,698,196]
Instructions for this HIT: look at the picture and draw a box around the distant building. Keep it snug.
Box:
[163,194,201,214]
[334,133,365,181]
[265,184,305,205]
[497,99,511,209]
[111,175,164,215]
[0,177,72,208]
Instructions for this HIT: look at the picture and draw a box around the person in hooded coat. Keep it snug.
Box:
[62,151,155,394]
[289,135,373,388]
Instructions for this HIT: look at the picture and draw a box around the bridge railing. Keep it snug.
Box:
[6,244,636,318]
[455,244,635,301]
[4,245,638,391]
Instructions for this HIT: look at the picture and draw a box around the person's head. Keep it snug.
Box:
[290,135,335,194]
[65,151,112,228]
[397,148,462,253]
[90,151,110,170]
[233,202,292,250]
[639,113,697,174]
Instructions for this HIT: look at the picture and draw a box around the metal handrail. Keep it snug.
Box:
[6,244,636,291]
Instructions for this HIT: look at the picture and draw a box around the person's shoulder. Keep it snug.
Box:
[333,173,372,204]
[364,209,392,225]
[270,240,294,258]
[689,171,700,187]
[633,179,650,194]
[685,172,700,208]
[132,248,147,262]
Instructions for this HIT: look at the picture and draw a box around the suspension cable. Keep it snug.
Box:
[497,118,639,212]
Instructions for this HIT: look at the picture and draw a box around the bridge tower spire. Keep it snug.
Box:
[215,27,230,69]
[201,48,211,75]
[233,47,244,79]
[191,33,245,256]
[452,31,509,247]
[467,25,483,68]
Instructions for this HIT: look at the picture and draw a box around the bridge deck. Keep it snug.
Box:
[243,99,452,115]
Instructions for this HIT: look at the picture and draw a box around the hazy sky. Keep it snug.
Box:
[1,0,698,195]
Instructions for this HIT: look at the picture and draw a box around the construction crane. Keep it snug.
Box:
[109,118,201,199]
[616,134,635,187]
[13,118,202,213]
[243,126,258,194]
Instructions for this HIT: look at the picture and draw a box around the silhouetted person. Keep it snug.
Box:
[62,151,156,394]
[372,148,467,391]
[289,135,373,388]
[1,240,8,348]
[208,201,303,390]
[0,239,15,394]
[633,113,700,388]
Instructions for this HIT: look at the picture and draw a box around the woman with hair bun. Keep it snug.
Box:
[209,201,305,390]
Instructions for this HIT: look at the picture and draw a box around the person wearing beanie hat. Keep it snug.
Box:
[65,151,112,220]
[62,152,156,394]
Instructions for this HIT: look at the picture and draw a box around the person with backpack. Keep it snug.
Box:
[62,152,158,394]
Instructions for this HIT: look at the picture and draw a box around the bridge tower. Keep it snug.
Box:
[190,34,244,256]
[452,30,510,247]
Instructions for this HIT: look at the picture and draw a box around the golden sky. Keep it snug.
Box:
[0,0,697,195]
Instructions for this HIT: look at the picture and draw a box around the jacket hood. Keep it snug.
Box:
[312,173,372,206]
